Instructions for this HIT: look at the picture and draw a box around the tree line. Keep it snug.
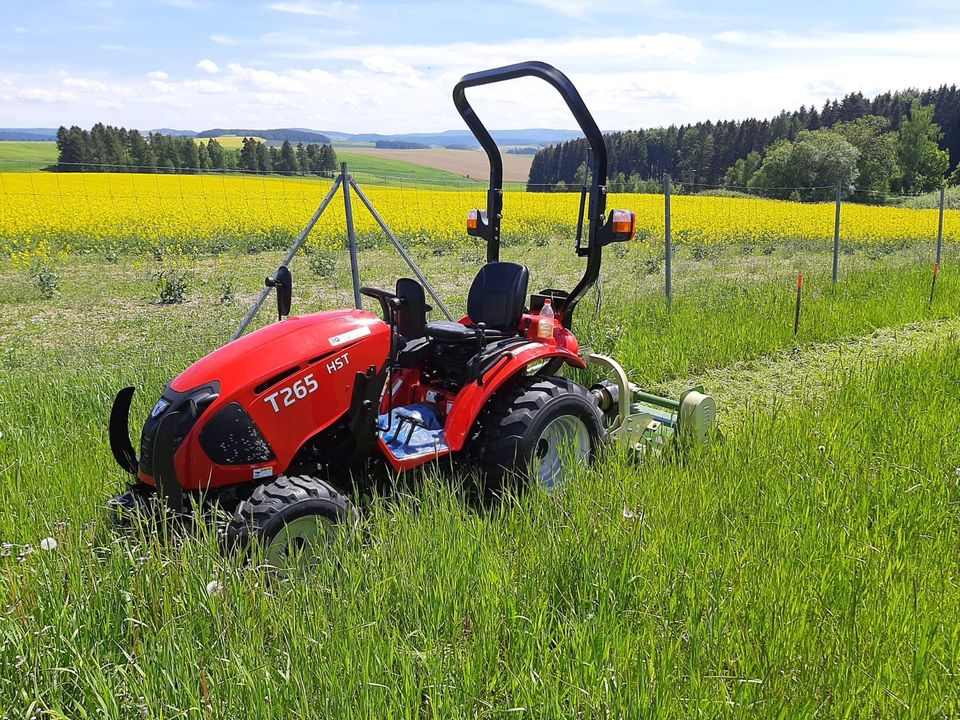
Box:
[55,124,338,175]
[528,85,960,197]
[236,136,337,175]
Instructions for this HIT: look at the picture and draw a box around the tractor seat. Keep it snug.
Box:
[424,261,530,343]
[425,319,510,343]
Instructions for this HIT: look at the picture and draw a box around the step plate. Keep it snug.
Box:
[378,404,450,470]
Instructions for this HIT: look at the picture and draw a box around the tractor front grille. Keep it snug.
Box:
[138,383,218,477]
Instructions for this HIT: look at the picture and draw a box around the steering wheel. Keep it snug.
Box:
[359,287,404,321]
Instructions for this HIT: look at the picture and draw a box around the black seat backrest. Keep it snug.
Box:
[395,277,427,339]
[466,262,529,331]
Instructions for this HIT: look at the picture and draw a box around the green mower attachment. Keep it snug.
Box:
[585,352,717,454]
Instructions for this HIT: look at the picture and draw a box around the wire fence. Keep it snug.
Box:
[0,161,956,383]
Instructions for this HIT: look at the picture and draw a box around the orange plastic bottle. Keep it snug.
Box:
[537,299,555,339]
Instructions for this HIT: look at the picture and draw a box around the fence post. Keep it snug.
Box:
[832,181,842,285]
[664,173,672,308]
[341,162,362,310]
[936,185,945,266]
[794,273,803,336]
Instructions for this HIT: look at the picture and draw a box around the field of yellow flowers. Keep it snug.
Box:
[1,172,956,262]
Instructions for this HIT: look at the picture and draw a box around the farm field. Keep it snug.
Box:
[335,148,481,184]
[337,146,534,182]
[1,172,957,262]
[0,140,58,171]
[208,134,264,148]
[0,233,959,715]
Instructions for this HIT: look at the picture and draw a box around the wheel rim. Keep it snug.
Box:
[533,414,591,489]
[263,514,336,569]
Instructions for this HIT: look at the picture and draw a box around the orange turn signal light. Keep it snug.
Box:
[610,209,636,240]
[467,209,479,230]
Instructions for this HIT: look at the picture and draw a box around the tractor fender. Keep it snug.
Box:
[444,342,586,451]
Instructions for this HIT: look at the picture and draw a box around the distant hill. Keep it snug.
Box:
[195,128,331,144]
[1,126,581,148]
[325,128,585,148]
[0,128,59,141]
[150,128,199,137]
[374,140,430,149]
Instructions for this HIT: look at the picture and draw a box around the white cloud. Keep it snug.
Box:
[265,0,357,17]
[362,56,418,77]
[360,56,423,88]
[226,63,305,93]
[513,0,593,18]
[290,68,338,84]
[183,79,233,94]
[515,0,662,18]
[252,92,302,108]
[712,27,960,55]
[18,88,76,103]
[209,34,237,45]
[277,33,704,69]
[62,77,109,93]
[196,59,220,74]
[5,25,960,135]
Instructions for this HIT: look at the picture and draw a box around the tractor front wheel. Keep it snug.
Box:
[478,376,605,490]
[226,475,357,570]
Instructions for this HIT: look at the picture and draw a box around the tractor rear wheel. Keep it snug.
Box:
[226,475,357,570]
[477,375,605,490]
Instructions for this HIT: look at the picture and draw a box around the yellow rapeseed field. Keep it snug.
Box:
[0,172,955,263]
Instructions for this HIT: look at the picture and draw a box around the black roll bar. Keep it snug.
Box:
[452,61,609,320]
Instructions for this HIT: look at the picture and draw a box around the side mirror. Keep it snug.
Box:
[265,265,292,321]
[598,209,636,246]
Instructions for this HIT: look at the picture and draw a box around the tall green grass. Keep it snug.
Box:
[1,245,959,716]
[1,333,957,716]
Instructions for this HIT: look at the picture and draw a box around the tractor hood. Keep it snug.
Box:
[171,309,385,397]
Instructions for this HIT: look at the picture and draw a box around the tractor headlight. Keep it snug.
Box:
[138,383,219,476]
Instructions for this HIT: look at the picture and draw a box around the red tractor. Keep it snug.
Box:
[108,62,715,564]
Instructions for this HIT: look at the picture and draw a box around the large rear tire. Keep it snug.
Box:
[477,375,605,490]
[226,475,357,570]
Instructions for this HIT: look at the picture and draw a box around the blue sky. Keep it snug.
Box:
[2,0,959,133]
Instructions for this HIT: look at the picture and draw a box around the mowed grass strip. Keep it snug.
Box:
[0,333,957,716]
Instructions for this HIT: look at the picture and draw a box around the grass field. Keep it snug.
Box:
[1,232,959,715]
[0,139,480,184]
[336,148,483,184]
[0,140,58,171]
